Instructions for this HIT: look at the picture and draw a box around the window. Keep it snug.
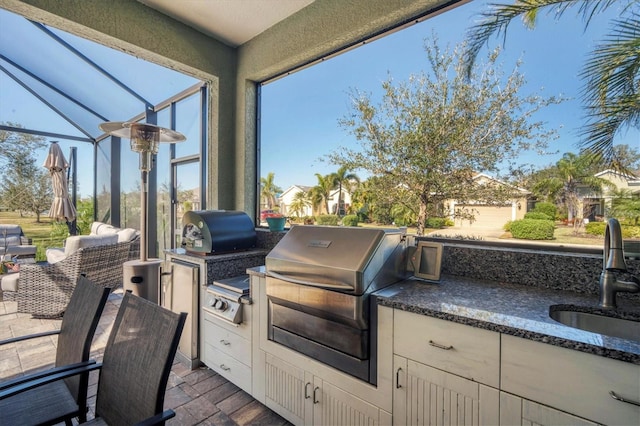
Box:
[260,1,639,249]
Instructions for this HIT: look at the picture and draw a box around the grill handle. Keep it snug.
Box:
[266,271,353,290]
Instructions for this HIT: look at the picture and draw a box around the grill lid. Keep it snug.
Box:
[265,225,406,294]
[182,210,256,254]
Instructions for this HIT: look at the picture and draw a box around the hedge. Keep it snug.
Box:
[585,221,606,236]
[316,215,340,225]
[425,217,447,229]
[532,202,557,220]
[342,215,359,227]
[524,212,553,221]
[509,219,555,240]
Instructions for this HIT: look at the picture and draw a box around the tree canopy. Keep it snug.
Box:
[330,38,562,235]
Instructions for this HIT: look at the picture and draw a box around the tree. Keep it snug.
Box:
[609,188,640,225]
[531,152,613,221]
[311,173,335,215]
[330,166,359,216]
[1,154,52,222]
[463,0,640,172]
[260,172,282,210]
[331,38,561,235]
[289,190,312,218]
[0,123,47,167]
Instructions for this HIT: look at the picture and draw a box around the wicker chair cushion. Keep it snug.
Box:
[116,228,138,242]
[64,234,118,257]
[0,272,19,292]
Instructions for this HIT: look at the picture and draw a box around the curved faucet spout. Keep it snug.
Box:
[599,218,639,309]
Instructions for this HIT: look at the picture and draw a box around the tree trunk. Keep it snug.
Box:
[416,201,428,236]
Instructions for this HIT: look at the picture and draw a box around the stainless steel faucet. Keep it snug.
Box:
[599,218,640,309]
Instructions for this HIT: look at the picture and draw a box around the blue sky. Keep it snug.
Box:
[2,2,639,198]
[261,1,640,191]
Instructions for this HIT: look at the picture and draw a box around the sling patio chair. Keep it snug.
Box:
[0,291,187,426]
[0,275,111,425]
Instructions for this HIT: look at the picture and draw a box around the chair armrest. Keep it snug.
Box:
[0,361,102,400]
[134,409,176,426]
[0,360,96,392]
[0,329,60,346]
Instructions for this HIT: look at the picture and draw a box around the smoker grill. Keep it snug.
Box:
[181,210,256,255]
[265,225,408,384]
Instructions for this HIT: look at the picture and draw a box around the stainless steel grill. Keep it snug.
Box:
[265,225,408,384]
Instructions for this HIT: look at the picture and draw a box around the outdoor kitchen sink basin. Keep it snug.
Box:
[549,306,640,343]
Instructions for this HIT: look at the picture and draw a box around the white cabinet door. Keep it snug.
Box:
[313,377,388,426]
[265,352,389,426]
[500,392,598,426]
[393,355,499,425]
[264,352,312,425]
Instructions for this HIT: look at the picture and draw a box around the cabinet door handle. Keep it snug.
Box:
[220,339,231,346]
[610,391,640,407]
[396,367,402,389]
[219,364,230,371]
[429,340,453,350]
[304,382,311,399]
[313,386,320,404]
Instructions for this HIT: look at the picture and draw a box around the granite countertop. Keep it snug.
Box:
[377,275,640,365]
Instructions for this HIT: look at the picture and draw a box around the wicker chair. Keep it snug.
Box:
[0,292,186,425]
[3,241,131,317]
[0,275,111,425]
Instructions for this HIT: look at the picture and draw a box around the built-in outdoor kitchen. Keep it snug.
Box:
[163,211,639,426]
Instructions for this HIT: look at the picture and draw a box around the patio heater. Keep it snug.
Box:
[99,122,185,303]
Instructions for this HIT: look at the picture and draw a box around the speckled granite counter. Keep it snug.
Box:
[377,276,640,365]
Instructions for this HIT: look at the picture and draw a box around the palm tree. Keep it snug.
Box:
[532,152,613,221]
[463,0,639,171]
[260,172,282,210]
[311,173,335,215]
[331,166,359,216]
[609,188,640,225]
[289,190,312,218]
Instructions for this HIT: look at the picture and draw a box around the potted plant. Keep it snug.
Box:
[265,214,287,232]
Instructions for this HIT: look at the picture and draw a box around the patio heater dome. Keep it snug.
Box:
[99,121,185,303]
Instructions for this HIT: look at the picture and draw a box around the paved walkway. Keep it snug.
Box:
[0,290,289,426]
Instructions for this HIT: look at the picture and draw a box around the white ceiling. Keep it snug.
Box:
[137,0,315,47]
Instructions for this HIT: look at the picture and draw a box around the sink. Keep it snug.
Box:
[549,308,640,343]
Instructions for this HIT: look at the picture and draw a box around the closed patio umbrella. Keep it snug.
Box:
[43,142,76,228]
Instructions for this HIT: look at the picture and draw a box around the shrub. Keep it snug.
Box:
[425,217,447,229]
[503,220,512,232]
[585,221,606,236]
[524,212,553,221]
[509,219,555,240]
[444,218,455,227]
[316,215,340,225]
[342,215,359,227]
[622,225,640,238]
[532,202,557,220]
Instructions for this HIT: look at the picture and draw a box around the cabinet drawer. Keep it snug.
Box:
[394,310,500,387]
[203,313,251,366]
[202,304,251,340]
[204,344,252,393]
[502,334,640,426]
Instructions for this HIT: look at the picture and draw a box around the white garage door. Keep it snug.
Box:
[457,205,513,229]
